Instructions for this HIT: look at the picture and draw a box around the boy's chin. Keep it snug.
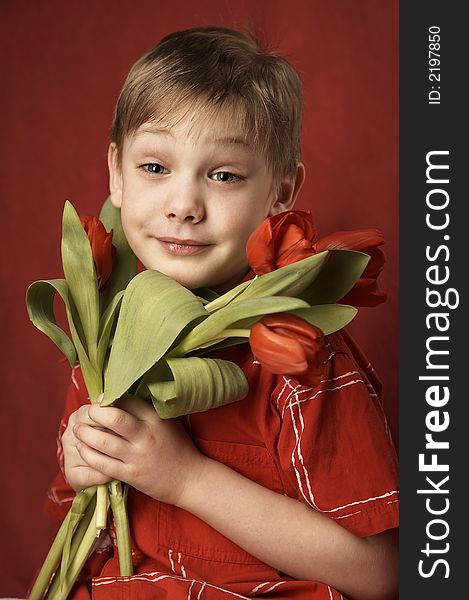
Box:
[142,263,249,294]
[155,270,221,292]
[173,274,240,294]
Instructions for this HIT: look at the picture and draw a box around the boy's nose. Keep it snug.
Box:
[164,186,205,224]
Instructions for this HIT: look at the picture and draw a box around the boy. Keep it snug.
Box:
[49,27,399,599]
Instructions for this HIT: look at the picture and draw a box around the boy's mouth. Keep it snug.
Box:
[157,237,212,256]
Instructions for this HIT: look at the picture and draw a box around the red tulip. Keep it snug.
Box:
[246,211,316,275]
[246,211,387,307]
[314,229,387,307]
[80,215,116,291]
[249,314,329,388]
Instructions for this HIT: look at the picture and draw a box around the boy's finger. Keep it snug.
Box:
[73,465,113,488]
[72,404,104,427]
[74,423,129,460]
[116,394,157,420]
[76,442,124,481]
[87,404,140,439]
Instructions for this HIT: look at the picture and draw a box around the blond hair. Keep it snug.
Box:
[110,27,303,183]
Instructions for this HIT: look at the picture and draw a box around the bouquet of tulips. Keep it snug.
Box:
[26,198,385,599]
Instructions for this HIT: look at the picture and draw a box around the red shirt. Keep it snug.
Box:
[41,330,398,599]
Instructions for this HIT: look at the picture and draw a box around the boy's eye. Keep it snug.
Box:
[211,171,240,183]
[142,163,167,175]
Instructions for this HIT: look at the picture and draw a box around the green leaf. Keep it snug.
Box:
[147,357,249,418]
[290,304,358,335]
[99,197,138,310]
[26,280,77,367]
[203,279,253,312]
[176,295,309,354]
[192,287,221,304]
[198,253,330,315]
[97,290,125,371]
[239,252,330,301]
[300,249,369,305]
[25,279,102,398]
[133,359,171,399]
[61,201,100,360]
[102,270,208,406]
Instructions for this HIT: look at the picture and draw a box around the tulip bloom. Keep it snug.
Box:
[246,211,387,307]
[249,314,329,388]
[80,215,116,290]
[314,229,387,307]
[247,211,316,275]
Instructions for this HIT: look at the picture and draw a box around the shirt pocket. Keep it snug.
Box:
[157,437,284,564]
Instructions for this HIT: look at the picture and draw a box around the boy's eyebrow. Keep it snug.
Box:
[135,127,251,149]
[136,126,173,137]
[209,136,252,149]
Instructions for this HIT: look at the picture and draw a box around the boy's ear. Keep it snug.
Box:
[108,143,123,208]
[269,162,306,216]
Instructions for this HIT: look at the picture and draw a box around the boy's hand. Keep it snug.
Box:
[72,396,206,506]
[62,405,114,492]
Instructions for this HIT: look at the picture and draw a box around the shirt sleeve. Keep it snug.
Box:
[272,330,399,538]
[43,364,90,522]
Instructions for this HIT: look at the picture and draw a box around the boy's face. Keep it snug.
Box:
[109,115,303,292]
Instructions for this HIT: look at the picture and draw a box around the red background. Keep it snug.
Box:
[0,1,398,596]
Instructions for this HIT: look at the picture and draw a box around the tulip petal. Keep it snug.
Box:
[247,210,315,275]
[246,220,274,275]
[315,228,384,252]
[362,247,385,279]
[250,322,308,374]
[249,312,330,388]
[259,313,322,339]
[341,278,387,307]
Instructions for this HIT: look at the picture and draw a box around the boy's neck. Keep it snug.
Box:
[210,266,254,295]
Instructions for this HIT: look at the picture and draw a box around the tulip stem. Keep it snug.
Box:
[28,486,98,600]
[28,513,72,600]
[109,480,133,576]
[59,486,97,588]
[46,494,99,600]
[95,484,109,532]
